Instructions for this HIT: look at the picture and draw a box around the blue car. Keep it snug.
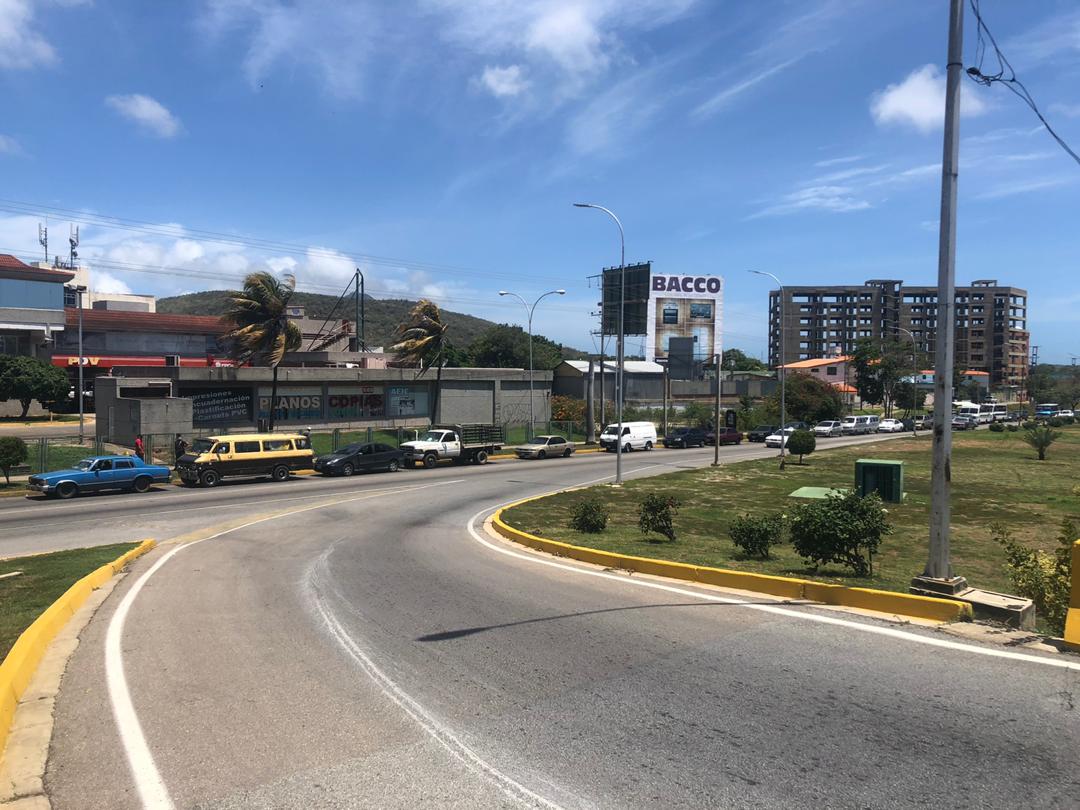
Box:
[27,455,172,499]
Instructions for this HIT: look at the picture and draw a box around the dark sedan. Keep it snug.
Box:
[705,427,743,446]
[747,425,776,443]
[314,442,403,476]
[662,427,706,448]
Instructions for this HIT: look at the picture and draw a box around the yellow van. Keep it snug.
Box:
[176,433,314,487]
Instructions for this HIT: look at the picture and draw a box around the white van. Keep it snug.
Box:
[599,421,657,452]
[841,415,877,435]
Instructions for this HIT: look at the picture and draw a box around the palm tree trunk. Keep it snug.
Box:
[431,361,443,424]
[269,365,279,432]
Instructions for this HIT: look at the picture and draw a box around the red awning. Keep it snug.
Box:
[50,355,238,369]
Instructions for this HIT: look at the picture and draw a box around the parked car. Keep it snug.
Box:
[877,418,905,433]
[705,427,743,446]
[914,414,934,430]
[842,415,879,435]
[1059,409,1075,419]
[747,424,776,443]
[27,455,171,499]
[765,427,797,448]
[515,435,575,459]
[951,414,977,430]
[599,421,657,452]
[400,423,504,468]
[314,442,403,475]
[662,426,706,448]
[814,420,842,438]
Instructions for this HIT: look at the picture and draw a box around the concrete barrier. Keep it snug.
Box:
[492,501,972,624]
[1064,540,1080,652]
[0,540,155,757]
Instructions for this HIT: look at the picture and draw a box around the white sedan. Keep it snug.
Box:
[877,418,906,433]
[814,421,842,438]
[764,427,795,448]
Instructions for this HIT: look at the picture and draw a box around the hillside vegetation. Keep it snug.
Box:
[158,290,587,365]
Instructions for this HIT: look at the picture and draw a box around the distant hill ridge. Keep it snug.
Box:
[157,289,587,361]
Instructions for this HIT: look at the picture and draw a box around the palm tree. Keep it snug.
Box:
[1022,424,1060,461]
[223,272,302,431]
[391,299,452,422]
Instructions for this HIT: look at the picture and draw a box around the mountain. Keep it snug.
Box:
[156,290,588,362]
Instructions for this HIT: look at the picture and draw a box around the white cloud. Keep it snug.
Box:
[93,272,133,295]
[0,133,23,155]
[0,0,55,69]
[692,57,802,119]
[870,64,988,132]
[1006,9,1080,65]
[810,164,889,184]
[814,154,864,167]
[478,64,528,98]
[974,177,1074,201]
[748,185,871,219]
[564,66,664,156]
[105,94,182,138]
[1049,102,1080,119]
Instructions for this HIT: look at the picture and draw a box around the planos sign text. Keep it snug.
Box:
[652,275,722,294]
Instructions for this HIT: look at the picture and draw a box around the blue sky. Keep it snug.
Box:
[1,0,1078,362]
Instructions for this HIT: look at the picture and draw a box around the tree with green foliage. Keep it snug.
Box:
[1022,424,1060,460]
[639,494,680,543]
[721,348,766,372]
[729,513,786,559]
[994,518,1075,636]
[391,299,454,422]
[786,429,816,464]
[852,337,922,417]
[0,436,29,484]
[1054,366,1080,410]
[550,395,586,423]
[789,490,892,576]
[223,272,303,431]
[764,374,844,424]
[680,401,714,430]
[1026,364,1057,406]
[465,323,564,370]
[0,355,71,418]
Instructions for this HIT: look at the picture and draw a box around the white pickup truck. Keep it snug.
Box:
[400,424,505,469]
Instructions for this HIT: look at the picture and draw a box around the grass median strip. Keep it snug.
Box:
[0,543,141,661]
[500,427,1080,597]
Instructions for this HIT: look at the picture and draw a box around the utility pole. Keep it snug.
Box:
[751,270,786,469]
[499,289,566,439]
[38,222,48,262]
[351,268,365,352]
[914,0,968,595]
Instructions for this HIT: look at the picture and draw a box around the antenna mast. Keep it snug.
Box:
[38,222,48,262]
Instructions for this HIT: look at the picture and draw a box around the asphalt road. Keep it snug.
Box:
[27,432,1080,808]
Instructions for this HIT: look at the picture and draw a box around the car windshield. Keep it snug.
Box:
[601,426,618,435]
[76,459,94,471]
[339,443,366,454]
[191,438,215,454]
[420,431,448,442]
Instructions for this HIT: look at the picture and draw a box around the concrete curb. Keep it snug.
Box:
[492,495,973,624]
[0,540,156,760]
[1064,539,1080,652]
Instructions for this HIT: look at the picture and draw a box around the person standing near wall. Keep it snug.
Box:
[134,434,145,461]
[173,433,188,468]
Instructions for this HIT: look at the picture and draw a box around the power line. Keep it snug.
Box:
[966,0,1080,167]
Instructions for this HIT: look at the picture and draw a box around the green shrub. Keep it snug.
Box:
[1022,420,1039,430]
[789,490,892,576]
[1047,417,1065,428]
[988,422,1005,433]
[729,513,786,559]
[786,429,816,464]
[638,493,680,543]
[1006,423,1019,432]
[0,436,29,484]
[993,518,1075,636]
[569,497,609,533]
[1067,416,1076,426]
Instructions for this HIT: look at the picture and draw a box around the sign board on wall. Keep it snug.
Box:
[326,386,385,420]
[257,387,323,422]
[645,273,724,364]
[387,385,429,418]
[190,388,253,425]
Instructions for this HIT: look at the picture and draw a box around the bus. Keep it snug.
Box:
[980,403,1008,423]
[953,401,981,421]
[1036,403,1059,419]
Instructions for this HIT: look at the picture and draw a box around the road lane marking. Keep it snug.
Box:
[465,487,1080,674]
[104,480,463,810]
[307,554,566,810]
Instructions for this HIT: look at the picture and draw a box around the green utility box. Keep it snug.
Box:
[855,459,905,503]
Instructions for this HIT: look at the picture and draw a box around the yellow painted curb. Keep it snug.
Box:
[492,496,972,624]
[0,539,156,757]
[1064,539,1080,652]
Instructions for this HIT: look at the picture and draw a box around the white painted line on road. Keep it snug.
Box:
[104,479,464,810]
[465,490,1080,674]
[307,556,566,810]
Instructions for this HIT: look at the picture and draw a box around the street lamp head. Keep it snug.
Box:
[498,290,508,296]
[572,202,591,208]
[555,289,566,295]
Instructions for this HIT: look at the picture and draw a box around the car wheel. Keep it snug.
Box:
[271,465,290,482]
[341,463,354,477]
[56,481,78,499]
[200,469,219,488]
[645,441,653,451]
[537,450,547,459]
[475,450,489,465]
[387,458,400,472]
[132,475,152,493]
[563,448,572,457]
[423,453,439,469]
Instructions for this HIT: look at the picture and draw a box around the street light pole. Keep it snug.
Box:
[751,270,785,469]
[711,353,721,467]
[574,203,626,484]
[894,326,920,437]
[68,284,87,445]
[499,289,566,438]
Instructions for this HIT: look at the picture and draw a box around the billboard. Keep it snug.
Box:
[601,262,651,336]
[645,273,724,365]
